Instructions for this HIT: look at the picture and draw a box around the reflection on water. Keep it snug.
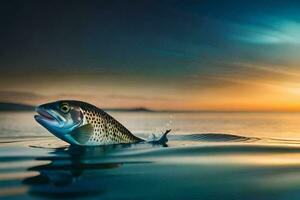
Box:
[2,135,300,199]
[2,111,300,199]
[22,144,155,199]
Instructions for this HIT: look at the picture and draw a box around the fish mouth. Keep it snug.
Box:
[34,107,63,127]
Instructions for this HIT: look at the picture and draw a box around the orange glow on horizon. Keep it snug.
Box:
[2,64,300,112]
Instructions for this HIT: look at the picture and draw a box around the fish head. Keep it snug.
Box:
[34,100,85,142]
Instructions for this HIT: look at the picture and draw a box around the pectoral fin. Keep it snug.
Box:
[70,124,94,145]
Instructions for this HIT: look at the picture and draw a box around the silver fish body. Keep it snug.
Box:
[35,100,143,146]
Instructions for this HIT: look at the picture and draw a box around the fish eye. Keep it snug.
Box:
[60,103,70,113]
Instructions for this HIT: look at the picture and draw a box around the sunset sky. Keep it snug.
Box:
[1,0,300,111]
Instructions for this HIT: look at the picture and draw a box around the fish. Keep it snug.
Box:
[34,100,170,146]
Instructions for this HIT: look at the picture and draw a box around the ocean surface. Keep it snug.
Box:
[2,111,300,199]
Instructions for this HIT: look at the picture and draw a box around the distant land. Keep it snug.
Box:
[105,107,153,112]
[0,102,35,111]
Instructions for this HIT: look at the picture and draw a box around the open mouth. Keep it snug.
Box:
[35,108,55,121]
[34,107,61,126]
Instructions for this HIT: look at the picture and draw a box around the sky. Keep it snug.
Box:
[1,0,300,111]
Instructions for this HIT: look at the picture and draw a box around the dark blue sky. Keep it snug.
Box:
[1,0,300,110]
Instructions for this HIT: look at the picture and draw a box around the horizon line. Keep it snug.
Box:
[2,102,300,113]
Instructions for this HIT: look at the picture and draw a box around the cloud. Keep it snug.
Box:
[185,60,300,92]
[229,17,300,45]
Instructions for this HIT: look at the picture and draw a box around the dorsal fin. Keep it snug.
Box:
[70,124,94,145]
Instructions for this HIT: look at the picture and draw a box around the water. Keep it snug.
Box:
[2,111,300,199]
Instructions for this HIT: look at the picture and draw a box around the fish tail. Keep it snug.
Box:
[153,129,171,144]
